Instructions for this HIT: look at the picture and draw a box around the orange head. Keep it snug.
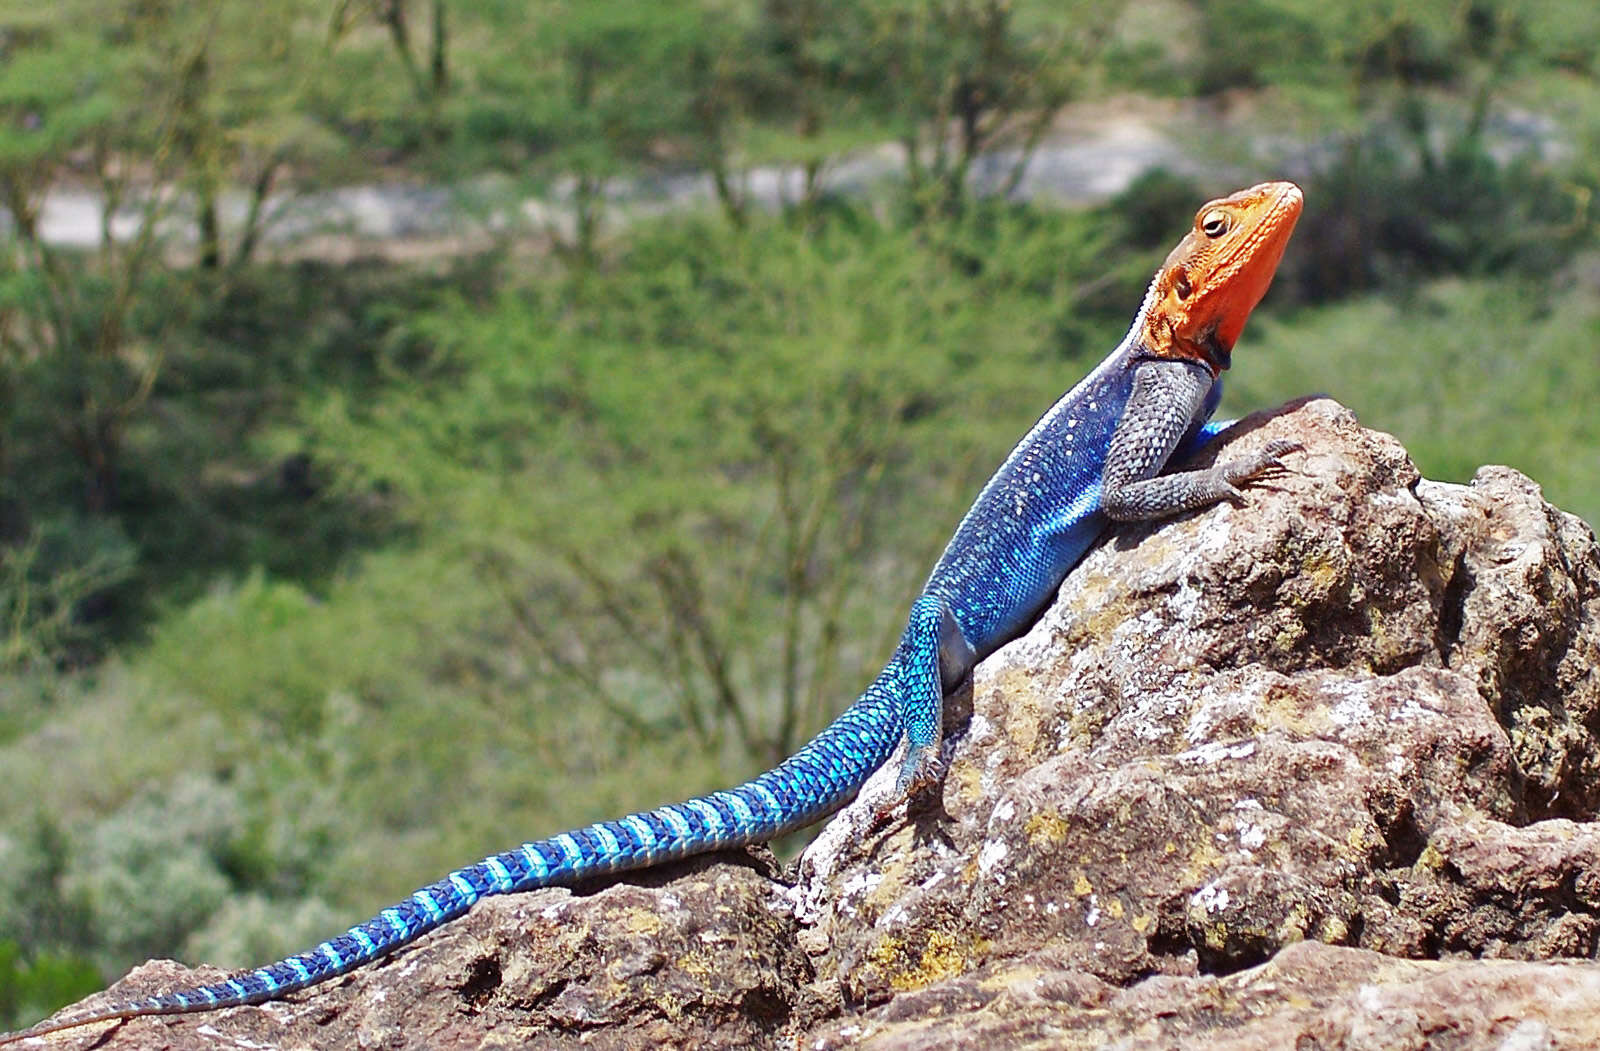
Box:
[1136,181,1303,373]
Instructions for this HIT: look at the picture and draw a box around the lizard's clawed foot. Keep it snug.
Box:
[1220,438,1302,499]
[869,745,943,829]
[894,743,943,799]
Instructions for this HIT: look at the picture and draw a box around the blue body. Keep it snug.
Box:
[929,341,1221,657]
[34,331,1225,1026]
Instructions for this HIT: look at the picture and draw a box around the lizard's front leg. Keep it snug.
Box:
[1100,359,1298,522]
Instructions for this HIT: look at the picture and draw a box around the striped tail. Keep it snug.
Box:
[1,667,907,1043]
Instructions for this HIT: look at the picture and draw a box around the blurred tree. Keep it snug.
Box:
[0,6,171,520]
[331,0,452,105]
[858,0,1119,219]
[444,1,717,265]
[174,2,339,272]
[739,0,866,220]
[1276,3,1588,301]
[0,1,340,665]
[0,0,336,511]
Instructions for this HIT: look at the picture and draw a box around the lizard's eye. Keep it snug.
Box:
[1201,210,1229,238]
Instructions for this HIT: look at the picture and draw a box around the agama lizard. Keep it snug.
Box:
[0,180,1303,1045]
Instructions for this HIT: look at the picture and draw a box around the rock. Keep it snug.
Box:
[799,398,1600,1002]
[802,941,1600,1049]
[21,398,1600,1049]
[23,855,812,1050]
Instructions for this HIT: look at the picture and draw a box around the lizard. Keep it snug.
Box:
[0,179,1303,1045]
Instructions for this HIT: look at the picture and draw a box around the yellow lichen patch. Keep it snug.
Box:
[867,935,907,978]
[1106,898,1125,920]
[904,931,973,992]
[621,906,666,937]
[1131,912,1155,934]
[676,947,715,983]
[1183,838,1226,883]
[1071,589,1146,648]
[1073,873,1093,896]
[1414,841,1445,872]
[1316,915,1349,943]
[871,930,981,993]
[1277,904,1312,942]
[1297,552,1344,602]
[994,676,1044,754]
[1024,811,1071,848]
[1273,622,1307,652]
[950,759,986,808]
[1345,824,1380,857]
[649,989,687,1022]
[1194,921,1232,952]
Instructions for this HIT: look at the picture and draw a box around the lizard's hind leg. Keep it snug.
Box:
[892,594,974,797]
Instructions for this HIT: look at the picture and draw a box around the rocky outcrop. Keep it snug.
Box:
[27,398,1600,1049]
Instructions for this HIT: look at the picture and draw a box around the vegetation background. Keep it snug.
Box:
[1,0,1596,1025]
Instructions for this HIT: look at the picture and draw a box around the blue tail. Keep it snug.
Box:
[11,652,925,1038]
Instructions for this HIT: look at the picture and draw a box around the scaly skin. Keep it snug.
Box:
[1,181,1302,1046]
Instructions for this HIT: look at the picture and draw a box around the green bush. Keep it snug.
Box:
[64,776,240,970]
[0,940,100,1033]
[1285,129,1589,304]
[0,516,137,671]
